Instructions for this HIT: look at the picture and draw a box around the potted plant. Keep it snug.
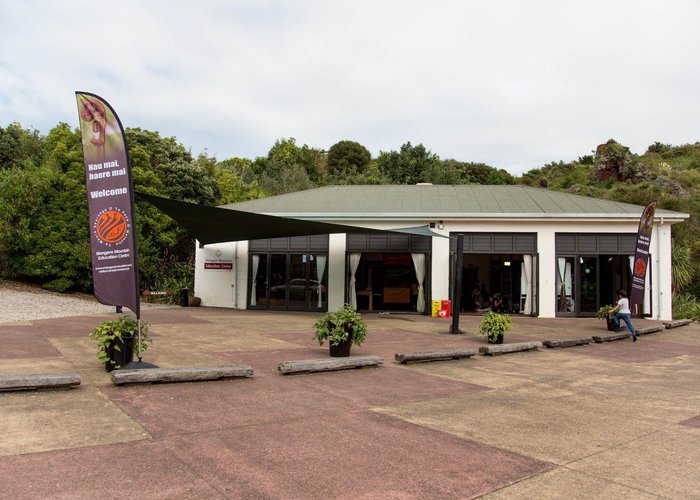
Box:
[313,304,367,357]
[596,304,620,331]
[479,311,512,344]
[89,317,151,371]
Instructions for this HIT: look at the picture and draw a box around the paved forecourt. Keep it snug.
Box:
[0,306,698,499]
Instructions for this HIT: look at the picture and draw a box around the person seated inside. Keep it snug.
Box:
[490,292,506,313]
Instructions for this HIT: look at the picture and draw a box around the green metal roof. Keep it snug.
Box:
[224,185,688,221]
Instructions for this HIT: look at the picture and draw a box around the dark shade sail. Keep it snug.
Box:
[136,192,444,245]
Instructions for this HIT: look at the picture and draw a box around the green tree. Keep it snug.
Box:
[327,140,371,178]
[125,128,193,171]
[0,122,45,169]
[0,125,90,291]
[253,138,323,195]
[376,142,441,184]
[216,167,264,204]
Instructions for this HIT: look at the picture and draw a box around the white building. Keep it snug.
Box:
[192,185,688,320]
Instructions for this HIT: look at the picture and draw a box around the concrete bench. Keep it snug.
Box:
[636,325,664,336]
[0,373,81,392]
[663,319,692,329]
[479,341,542,355]
[593,332,631,343]
[110,365,253,385]
[395,348,477,364]
[543,337,593,348]
[277,356,384,375]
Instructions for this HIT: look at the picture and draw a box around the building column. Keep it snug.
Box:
[431,235,450,304]
[537,229,557,318]
[653,223,673,320]
[328,234,347,312]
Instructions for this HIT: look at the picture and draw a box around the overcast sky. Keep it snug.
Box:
[1,1,699,174]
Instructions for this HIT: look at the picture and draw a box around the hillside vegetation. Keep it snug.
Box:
[521,139,700,297]
[0,123,697,316]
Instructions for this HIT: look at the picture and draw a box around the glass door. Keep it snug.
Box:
[579,256,598,314]
[268,254,287,308]
[288,254,307,308]
[556,257,575,314]
[556,255,599,316]
[250,253,327,311]
[250,254,268,308]
[309,254,328,311]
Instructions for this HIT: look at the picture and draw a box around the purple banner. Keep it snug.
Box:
[629,200,656,316]
[76,92,140,318]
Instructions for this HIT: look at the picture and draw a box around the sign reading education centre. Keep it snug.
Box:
[76,92,140,317]
[629,200,656,315]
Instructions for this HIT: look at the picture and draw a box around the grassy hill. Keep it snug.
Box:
[518,139,700,310]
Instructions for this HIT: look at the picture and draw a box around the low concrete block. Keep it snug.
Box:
[593,332,631,343]
[480,341,542,356]
[636,325,664,336]
[277,356,384,375]
[0,373,81,392]
[663,319,693,329]
[543,337,592,348]
[111,365,253,385]
[395,348,477,364]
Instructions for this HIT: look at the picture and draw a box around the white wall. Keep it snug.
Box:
[194,240,248,308]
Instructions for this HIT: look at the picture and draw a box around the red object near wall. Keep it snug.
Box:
[440,300,452,318]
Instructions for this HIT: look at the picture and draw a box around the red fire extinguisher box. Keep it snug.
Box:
[440,299,451,318]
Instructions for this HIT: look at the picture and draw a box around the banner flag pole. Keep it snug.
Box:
[76,92,154,368]
[629,200,657,317]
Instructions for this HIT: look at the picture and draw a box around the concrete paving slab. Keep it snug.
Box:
[159,411,553,499]
[482,467,661,499]
[0,331,62,359]
[567,427,700,499]
[0,357,76,374]
[374,348,700,465]
[0,384,147,456]
[104,362,484,438]
[374,387,666,465]
[0,440,223,499]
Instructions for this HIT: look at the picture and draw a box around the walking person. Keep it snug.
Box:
[609,289,637,342]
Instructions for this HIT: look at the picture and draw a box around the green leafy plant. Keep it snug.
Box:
[672,292,700,321]
[313,304,367,347]
[88,317,151,369]
[596,304,616,319]
[478,311,512,342]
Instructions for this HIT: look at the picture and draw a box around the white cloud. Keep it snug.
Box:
[1,0,699,173]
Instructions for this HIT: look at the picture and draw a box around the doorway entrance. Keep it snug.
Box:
[556,255,632,316]
[351,253,424,312]
[250,252,328,311]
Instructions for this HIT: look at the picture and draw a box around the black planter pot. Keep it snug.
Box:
[329,339,352,357]
[606,318,621,332]
[104,334,135,371]
[488,333,504,344]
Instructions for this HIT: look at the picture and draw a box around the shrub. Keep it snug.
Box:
[672,293,700,321]
[313,304,367,347]
[478,311,512,342]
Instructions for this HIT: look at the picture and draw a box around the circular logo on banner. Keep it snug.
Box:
[634,257,646,277]
[94,207,130,246]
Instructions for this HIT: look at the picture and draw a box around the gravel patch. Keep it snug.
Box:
[0,281,160,323]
